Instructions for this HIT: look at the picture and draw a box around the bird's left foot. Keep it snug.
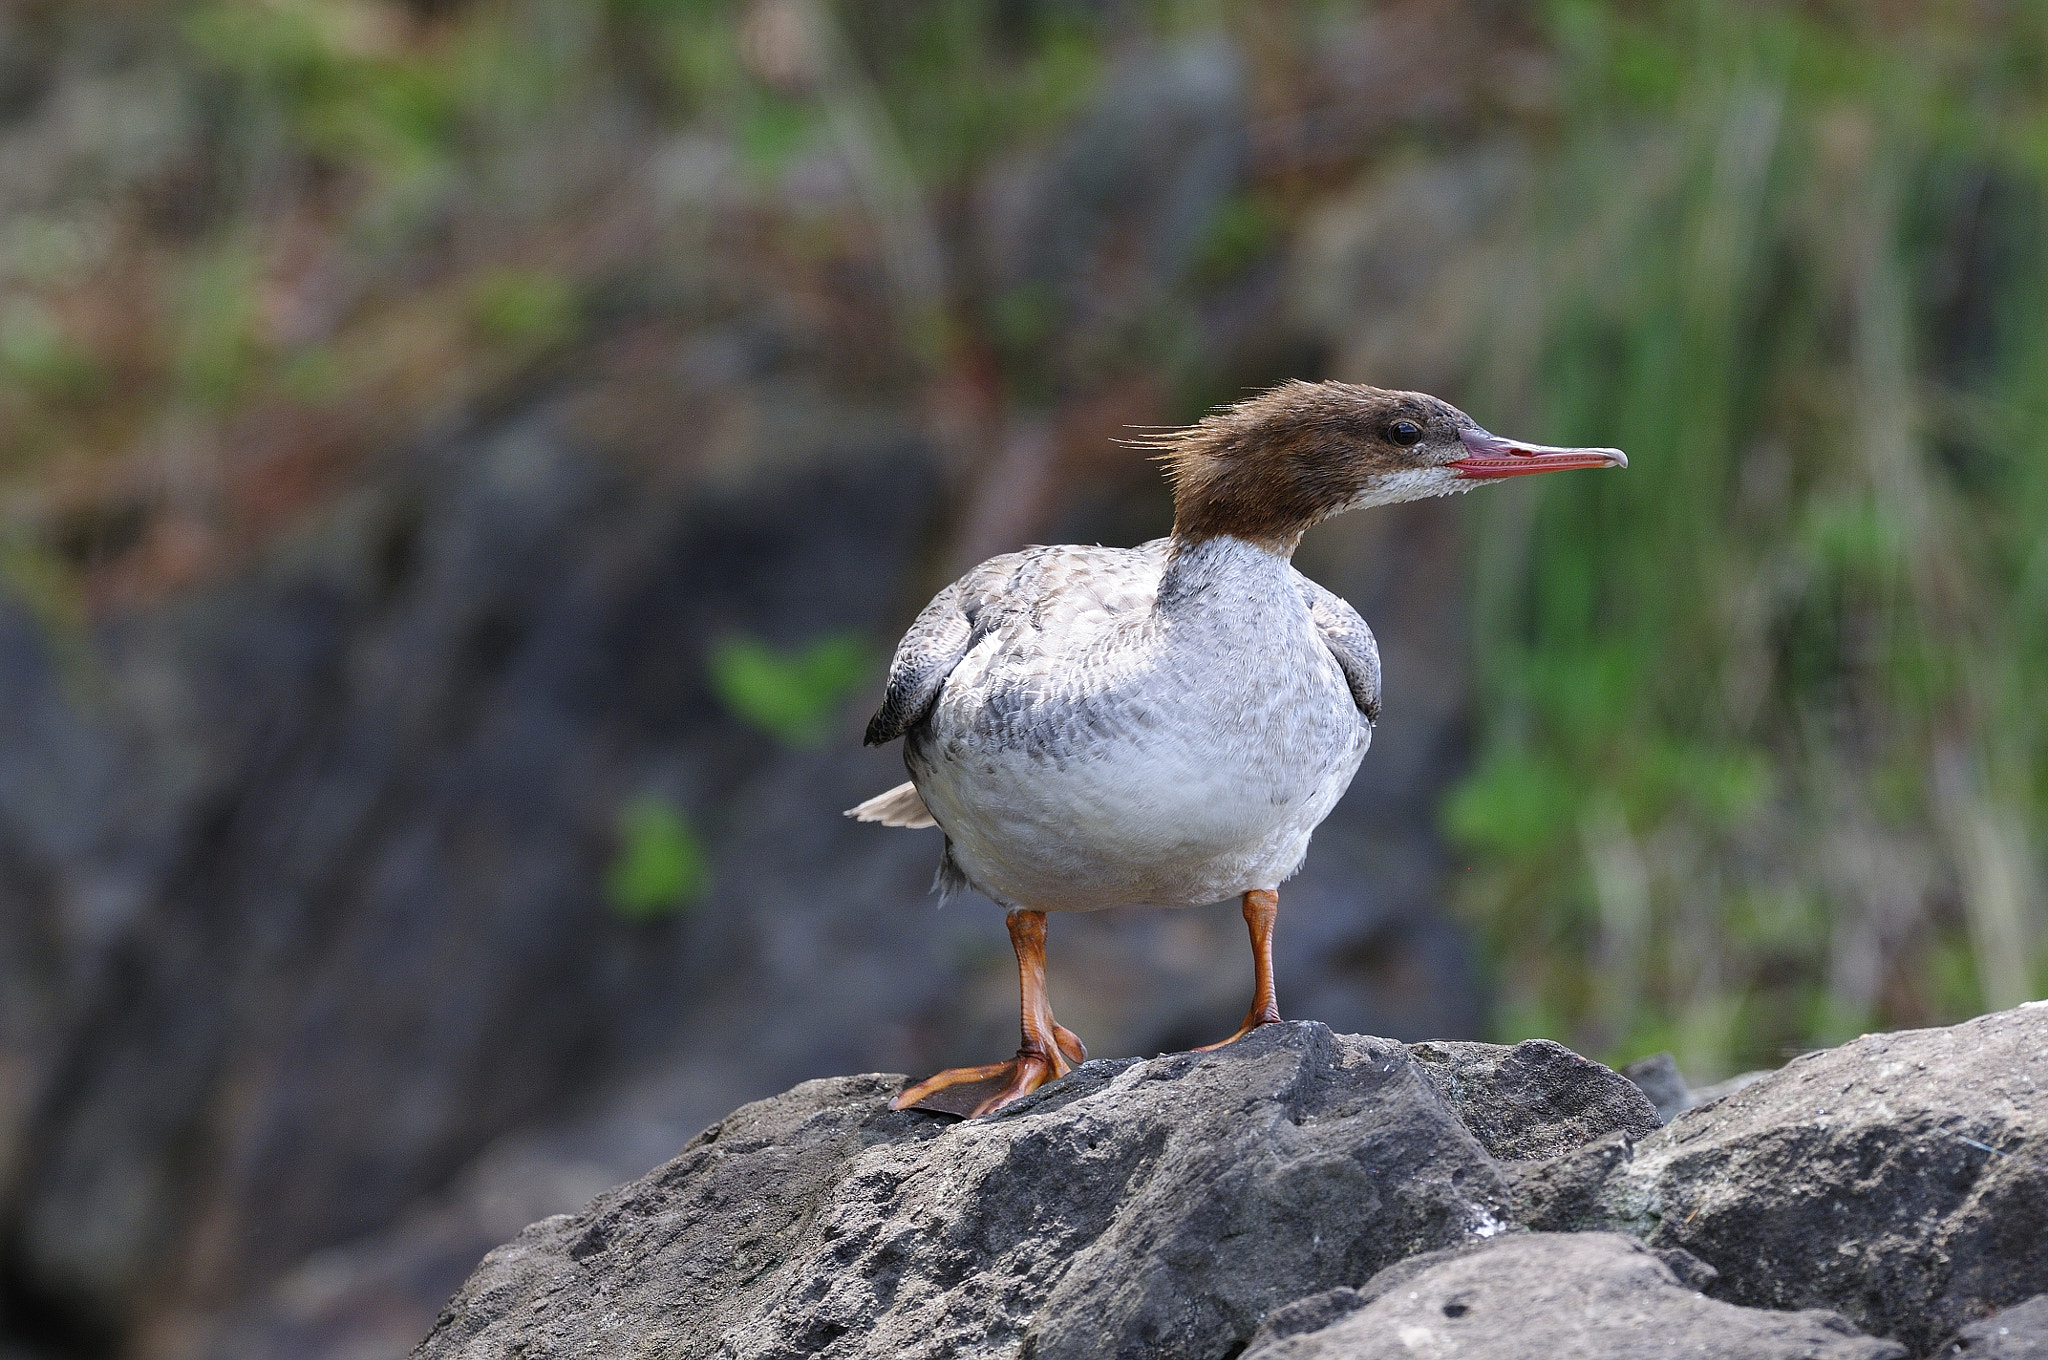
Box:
[893,909,1087,1118]
[892,1024,1085,1119]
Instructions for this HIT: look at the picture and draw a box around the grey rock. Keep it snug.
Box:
[1410,1038,1660,1160]
[1540,1002,2048,1354]
[1651,1245,1721,1294]
[415,1023,1602,1360]
[1623,1052,1692,1123]
[1240,1233,1907,1359]
[1937,1294,2048,1356]
[1622,1052,1771,1124]
[413,1007,2048,1359]
[1250,1288,1370,1347]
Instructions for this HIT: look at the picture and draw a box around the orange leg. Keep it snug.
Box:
[1194,888,1282,1051]
[892,909,1087,1117]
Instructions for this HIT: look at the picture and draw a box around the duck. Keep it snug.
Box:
[849,380,1625,1117]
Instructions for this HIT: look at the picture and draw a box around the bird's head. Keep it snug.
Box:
[1151,380,1626,552]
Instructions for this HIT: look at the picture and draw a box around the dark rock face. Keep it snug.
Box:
[0,393,946,1326]
[0,359,1484,1355]
[1241,1234,1907,1360]
[417,1023,1648,1360]
[1940,1295,2048,1357]
[1532,1002,2048,1354]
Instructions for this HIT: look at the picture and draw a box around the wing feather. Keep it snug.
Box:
[1297,575,1381,723]
[864,539,1170,746]
[863,579,973,746]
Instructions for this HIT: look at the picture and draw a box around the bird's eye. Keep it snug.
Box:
[1389,420,1423,446]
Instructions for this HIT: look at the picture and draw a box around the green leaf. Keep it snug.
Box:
[606,797,709,919]
[707,632,869,745]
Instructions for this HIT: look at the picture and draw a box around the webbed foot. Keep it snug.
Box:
[891,1043,1069,1118]
[891,910,1087,1118]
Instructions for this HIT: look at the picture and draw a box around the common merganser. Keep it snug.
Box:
[850,380,1625,1116]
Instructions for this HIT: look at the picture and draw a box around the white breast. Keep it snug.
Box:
[906,537,1370,912]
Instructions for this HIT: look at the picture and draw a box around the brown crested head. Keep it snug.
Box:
[1146,379,1625,553]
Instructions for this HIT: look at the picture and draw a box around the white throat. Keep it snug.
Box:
[1341,465,1470,511]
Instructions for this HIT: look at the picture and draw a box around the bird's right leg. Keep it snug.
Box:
[1193,888,1283,1051]
[892,909,1085,1118]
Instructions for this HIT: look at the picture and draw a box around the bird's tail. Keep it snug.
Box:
[844,780,937,829]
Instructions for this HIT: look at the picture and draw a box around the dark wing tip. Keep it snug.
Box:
[862,709,897,747]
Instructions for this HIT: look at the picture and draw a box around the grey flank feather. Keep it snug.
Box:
[1298,575,1381,724]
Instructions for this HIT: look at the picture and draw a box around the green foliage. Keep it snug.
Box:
[844,0,1104,183]
[1445,751,1581,860]
[1190,193,1281,286]
[735,88,822,172]
[277,346,347,404]
[0,535,87,636]
[183,0,464,178]
[467,269,580,347]
[0,302,102,404]
[606,796,709,919]
[707,632,870,745]
[173,241,263,407]
[1450,0,2048,1076]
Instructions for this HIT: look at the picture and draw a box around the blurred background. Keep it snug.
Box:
[0,0,2044,1355]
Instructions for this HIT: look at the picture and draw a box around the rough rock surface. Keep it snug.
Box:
[1939,1294,2048,1357]
[1623,1051,1769,1124]
[1521,1002,2048,1354]
[415,1023,1652,1360]
[417,1004,2048,1360]
[1239,1233,1907,1359]
[1410,1039,1660,1160]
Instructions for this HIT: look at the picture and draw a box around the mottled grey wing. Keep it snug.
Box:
[864,578,973,746]
[864,541,1166,745]
[1298,575,1381,724]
